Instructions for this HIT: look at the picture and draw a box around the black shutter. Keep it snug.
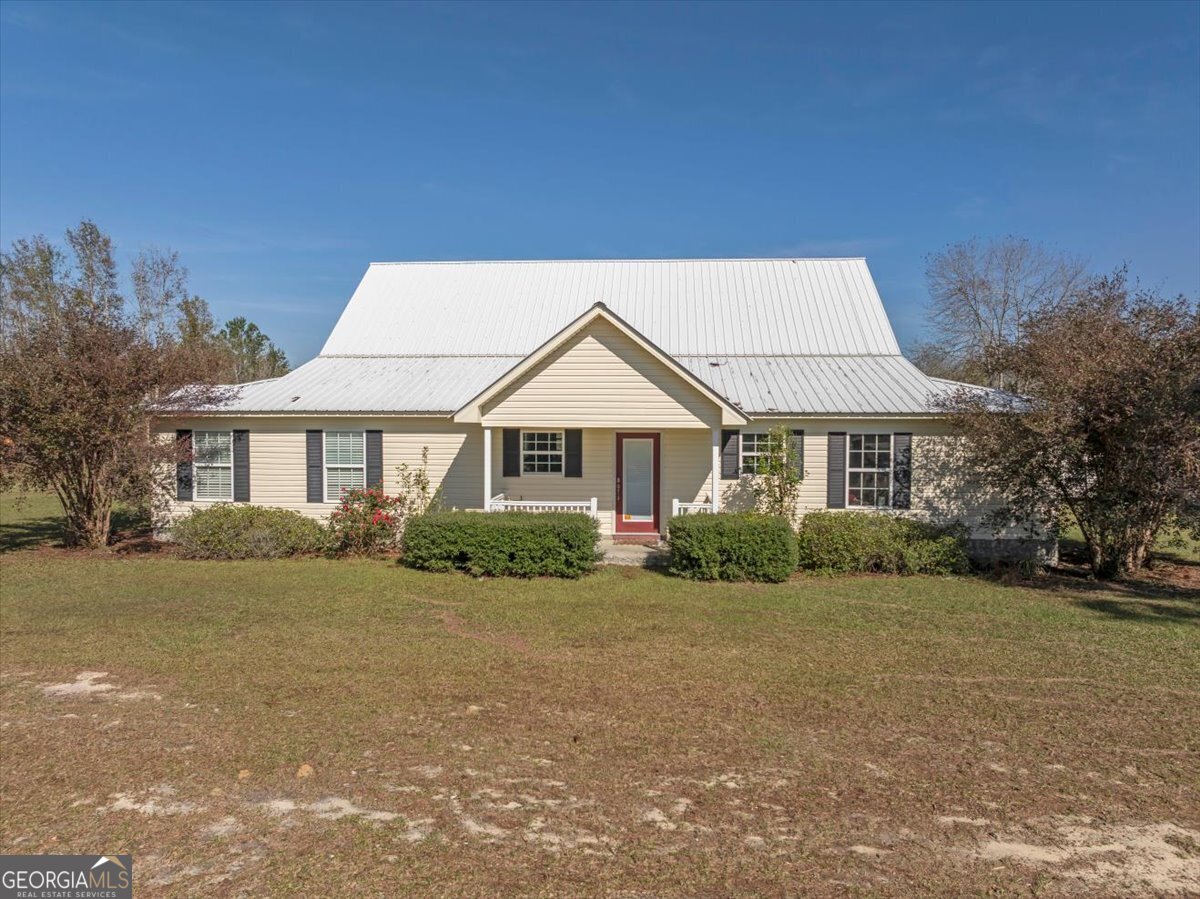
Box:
[790,429,804,478]
[892,433,912,510]
[175,429,193,501]
[306,430,324,502]
[721,429,740,479]
[503,429,521,477]
[232,430,250,502]
[564,429,583,478]
[827,432,846,509]
[365,430,383,488]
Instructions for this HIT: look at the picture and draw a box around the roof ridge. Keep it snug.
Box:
[366,257,868,265]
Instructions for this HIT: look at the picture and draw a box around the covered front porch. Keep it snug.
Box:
[479,427,723,536]
[450,302,749,535]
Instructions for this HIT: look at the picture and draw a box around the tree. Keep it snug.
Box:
[176,294,219,347]
[217,316,290,382]
[922,236,1088,388]
[174,297,289,384]
[132,246,188,341]
[0,221,225,548]
[749,424,805,527]
[941,270,1200,579]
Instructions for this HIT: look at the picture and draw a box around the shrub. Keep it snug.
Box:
[795,512,969,575]
[325,486,403,555]
[172,504,324,560]
[403,511,600,578]
[324,448,442,556]
[668,513,797,582]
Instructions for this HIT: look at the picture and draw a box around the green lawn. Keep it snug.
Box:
[2,496,1198,896]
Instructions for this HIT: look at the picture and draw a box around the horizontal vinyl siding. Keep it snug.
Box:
[715,418,1010,535]
[494,428,719,535]
[158,417,483,522]
[158,416,1009,538]
[481,319,720,429]
[493,428,615,534]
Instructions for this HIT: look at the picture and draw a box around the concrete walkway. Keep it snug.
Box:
[599,539,669,568]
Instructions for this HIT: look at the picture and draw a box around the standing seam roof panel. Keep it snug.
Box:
[319,259,902,358]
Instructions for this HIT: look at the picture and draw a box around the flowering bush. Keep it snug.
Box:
[326,486,402,555]
[324,447,441,556]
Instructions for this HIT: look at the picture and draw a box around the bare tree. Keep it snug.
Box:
[923,237,1088,388]
[132,246,189,342]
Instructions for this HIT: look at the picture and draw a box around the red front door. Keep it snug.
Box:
[615,433,660,533]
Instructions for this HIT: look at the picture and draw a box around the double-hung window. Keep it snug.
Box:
[521,431,564,474]
[325,430,365,501]
[740,432,780,475]
[847,433,892,508]
[194,431,233,501]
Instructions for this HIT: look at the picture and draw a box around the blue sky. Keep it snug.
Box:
[2,0,1197,365]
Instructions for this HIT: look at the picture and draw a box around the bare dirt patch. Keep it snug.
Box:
[971,817,1200,895]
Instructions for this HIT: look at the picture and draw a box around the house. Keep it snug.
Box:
[159,258,1037,555]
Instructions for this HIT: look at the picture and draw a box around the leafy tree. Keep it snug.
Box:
[217,315,290,382]
[0,221,226,548]
[922,236,1088,388]
[941,270,1200,579]
[176,294,219,347]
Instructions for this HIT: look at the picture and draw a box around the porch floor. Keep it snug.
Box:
[599,538,668,568]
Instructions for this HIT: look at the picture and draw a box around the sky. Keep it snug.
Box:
[1,0,1197,366]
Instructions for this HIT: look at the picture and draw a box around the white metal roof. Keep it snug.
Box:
[321,258,901,357]
[682,355,958,416]
[202,356,515,413]
[197,258,992,417]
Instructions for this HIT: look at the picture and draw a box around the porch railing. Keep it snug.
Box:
[671,499,715,517]
[488,493,599,518]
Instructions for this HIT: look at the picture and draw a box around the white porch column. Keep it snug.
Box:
[711,427,721,513]
[483,427,493,511]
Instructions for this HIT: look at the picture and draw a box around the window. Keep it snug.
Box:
[847,433,892,508]
[740,431,779,475]
[325,430,365,501]
[194,430,233,501]
[521,431,564,474]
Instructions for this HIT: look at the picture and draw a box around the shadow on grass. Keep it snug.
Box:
[991,552,1200,624]
[1072,595,1200,624]
[0,515,65,552]
[0,507,150,553]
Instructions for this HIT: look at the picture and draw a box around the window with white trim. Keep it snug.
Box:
[740,431,781,475]
[847,433,892,508]
[521,431,564,474]
[194,430,233,501]
[324,430,365,501]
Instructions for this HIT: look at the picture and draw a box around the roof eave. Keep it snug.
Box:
[452,302,748,427]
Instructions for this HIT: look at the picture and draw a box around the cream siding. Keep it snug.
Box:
[489,427,719,535]
[159,417,483,521]
[710,419,1011,535]
[480,319,721,429]
[158,415,1012,539]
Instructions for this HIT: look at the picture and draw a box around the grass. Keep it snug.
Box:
[0,490,147,552]
[2,495,1198,896]
[1060,522,1200,565]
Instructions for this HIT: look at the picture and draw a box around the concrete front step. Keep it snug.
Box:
[599,538,669,568]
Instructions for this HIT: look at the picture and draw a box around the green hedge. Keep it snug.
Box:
[795,511,969,575]
[172,504,324,560]
[667,513,797,582]
[403,511,600,578]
